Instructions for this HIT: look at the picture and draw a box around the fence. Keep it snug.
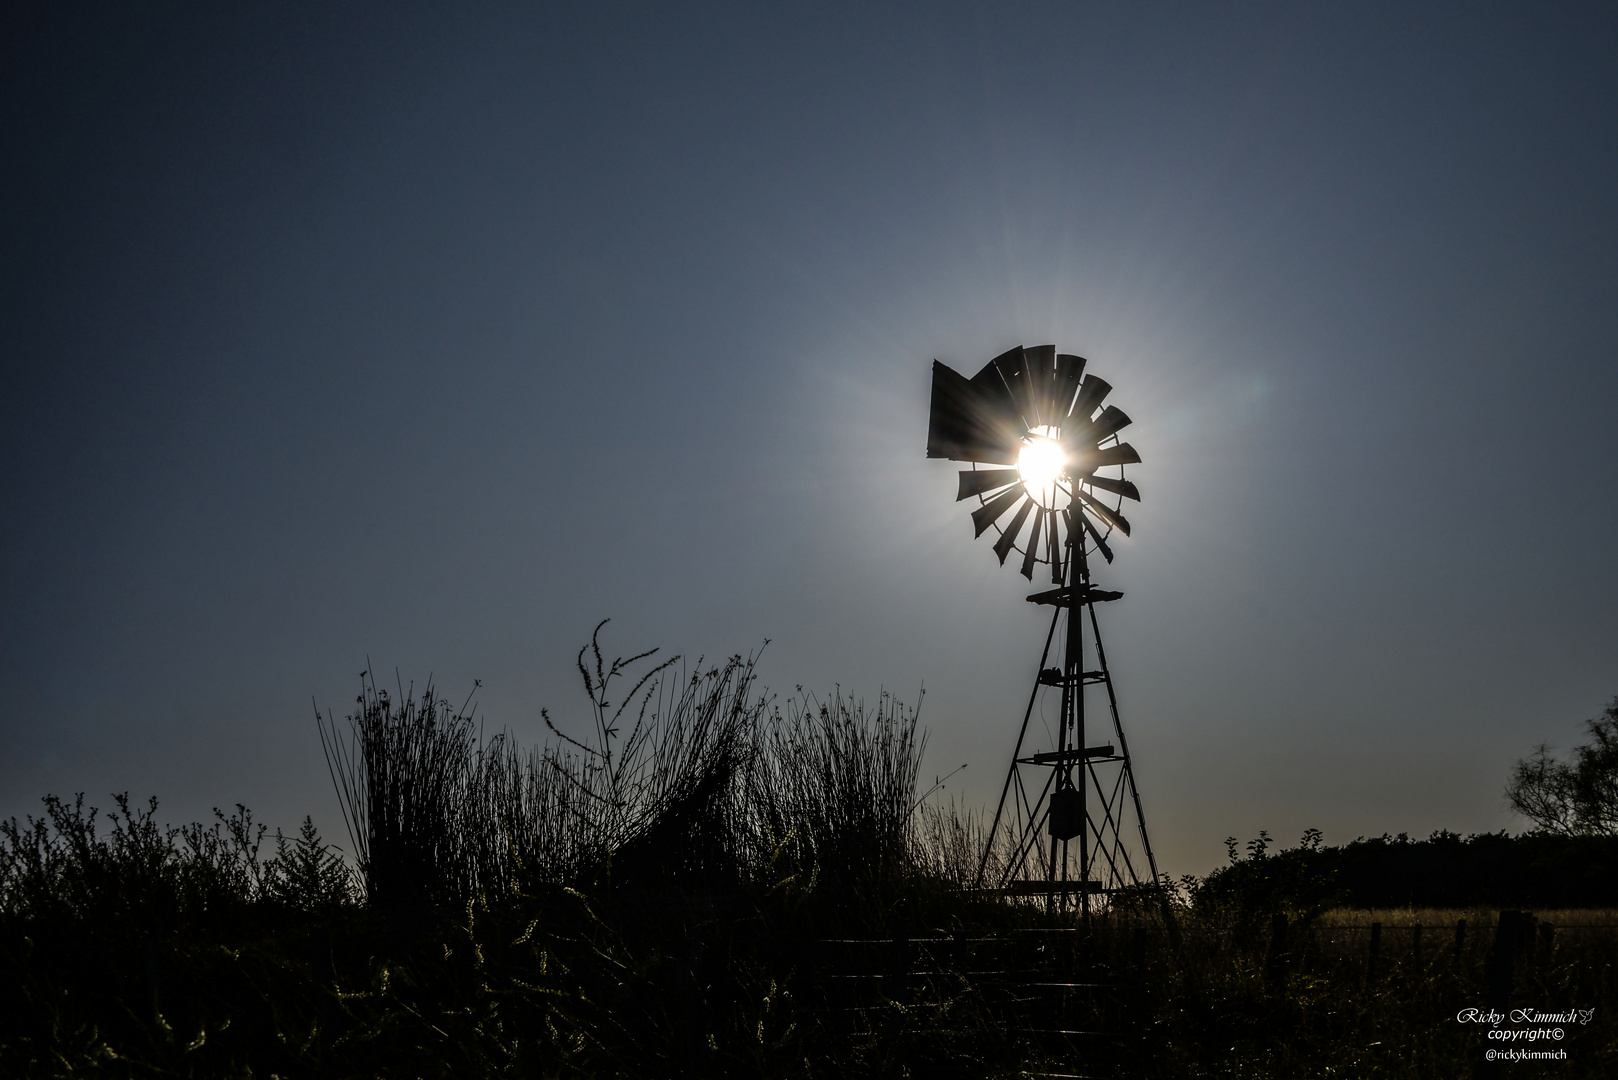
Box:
[801,912,1618,1078]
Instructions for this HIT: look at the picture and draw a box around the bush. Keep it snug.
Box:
[1188,828,1338,928]
[1508,696,1618,835]
[1189,827,1618,915]
[0,793,355,932]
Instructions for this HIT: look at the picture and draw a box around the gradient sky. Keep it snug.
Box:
[5,2,1617,876]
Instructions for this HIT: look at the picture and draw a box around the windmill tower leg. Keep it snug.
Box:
[979,526,1159,911]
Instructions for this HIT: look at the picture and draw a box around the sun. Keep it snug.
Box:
[1017,426,1068,508]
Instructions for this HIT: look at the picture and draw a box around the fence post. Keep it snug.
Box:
[1487,911,1523,1010]
[1367,921,1382,983]
[1453,918,1467,964]
[1479,912,1526,1080]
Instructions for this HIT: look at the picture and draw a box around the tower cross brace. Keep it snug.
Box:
[976,524,1158,914]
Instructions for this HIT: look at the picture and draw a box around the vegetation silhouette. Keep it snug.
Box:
[1192,827,1618,918]
[3,635,1617,1077]
[1508,696,1618,836]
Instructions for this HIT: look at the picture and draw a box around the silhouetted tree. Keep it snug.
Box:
[1506,696,1618,835]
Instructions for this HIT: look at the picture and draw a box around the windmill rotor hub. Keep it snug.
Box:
[1017,427,1068,508]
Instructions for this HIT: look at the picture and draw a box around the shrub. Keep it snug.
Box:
[0,794,354,931]
[1190,828,1338,928]
[1508,696,1618,835]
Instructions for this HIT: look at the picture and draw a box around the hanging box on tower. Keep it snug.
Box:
[1047,788,1082,840]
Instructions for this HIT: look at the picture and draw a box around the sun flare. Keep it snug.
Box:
[1017,431,1067,507]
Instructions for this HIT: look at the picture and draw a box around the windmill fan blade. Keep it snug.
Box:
[1071,375,1113,422]
[1077,490,1131,536]
[1053,354,1086,418]
[993,497,1036,565]
[972,345,1025,416]
[966,348,1033,460]
[1083,474,1141,502]
[1020,507,1045,580]
[1092,442,1142,467]
[927,360,1023,464]
[988,346,1041,430]
[1078,405,1132,445]
[1023,344,1056,427]
[971,484,1026,537]
[1082,510,1115,564]
[957,469,1020,501]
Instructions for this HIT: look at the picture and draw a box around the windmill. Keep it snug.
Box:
[926,345,1158,914]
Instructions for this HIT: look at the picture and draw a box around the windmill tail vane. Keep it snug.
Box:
[926,344,1160,915]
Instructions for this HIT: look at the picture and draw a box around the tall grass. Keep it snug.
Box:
[318,668,492,909]
[479,637,765,898]
[318,623,933,921]
[750,689,923,915]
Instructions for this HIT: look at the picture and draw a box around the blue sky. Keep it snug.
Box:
[4,2,1616,874]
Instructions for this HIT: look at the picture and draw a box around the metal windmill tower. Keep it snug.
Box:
[926,345,1159,914]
